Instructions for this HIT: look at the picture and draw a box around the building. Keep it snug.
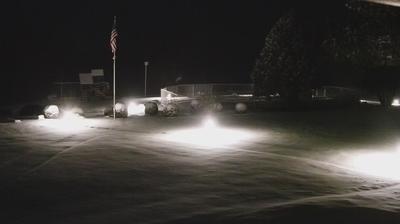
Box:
[53,69,110,102]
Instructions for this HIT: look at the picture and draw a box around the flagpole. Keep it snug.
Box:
[113,52,116,120]
[112,16,117,120]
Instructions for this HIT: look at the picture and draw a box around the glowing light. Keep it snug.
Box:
[359,99,381,105]
[392,99,400,107]
[37,110,97,133]
[238,94,253,97]
[127,102,145,116]
[160,117,256,148]
[346,149,400,181]
[203,117,216,129]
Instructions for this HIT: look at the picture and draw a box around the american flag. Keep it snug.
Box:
[110,16,118,57]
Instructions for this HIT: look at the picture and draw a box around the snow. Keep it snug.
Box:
[158,116,258,149]
[1,109,400,223]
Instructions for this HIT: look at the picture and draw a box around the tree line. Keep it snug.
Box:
[251,0,400,108]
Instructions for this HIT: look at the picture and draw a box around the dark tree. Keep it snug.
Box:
[323,1,400,108]
[251,11,313,104]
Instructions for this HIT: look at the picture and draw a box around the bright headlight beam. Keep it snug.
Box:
[127,102,145,116]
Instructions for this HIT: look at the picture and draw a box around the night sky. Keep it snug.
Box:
[1,1,337,104]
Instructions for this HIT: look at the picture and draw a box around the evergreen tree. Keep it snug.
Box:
[251,11,313,104]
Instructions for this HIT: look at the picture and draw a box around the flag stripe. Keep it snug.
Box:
[110,19,118,55]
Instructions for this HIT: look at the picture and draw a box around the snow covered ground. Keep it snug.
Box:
[1,108,400,223]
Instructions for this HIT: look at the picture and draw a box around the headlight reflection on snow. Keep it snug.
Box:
[37,110,97,133]
[203,116,217,129]
[345,148,400,181]
[160,116,256,148]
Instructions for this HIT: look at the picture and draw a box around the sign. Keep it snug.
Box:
[79,73,93,84]
[91,69,104,77]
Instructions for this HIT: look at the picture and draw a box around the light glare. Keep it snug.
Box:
[37,110,96,133]
[160,117,255,148]
[346,150,400,181]
[203,117,216,129]
[127,102,145,116]
[392,99,400,107]
[62,111,81,120]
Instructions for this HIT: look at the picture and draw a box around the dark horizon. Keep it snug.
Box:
[1,0,348,104]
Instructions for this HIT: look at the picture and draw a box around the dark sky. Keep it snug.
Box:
[1,0,333,103]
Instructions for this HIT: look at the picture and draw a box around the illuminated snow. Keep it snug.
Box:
[160,117,256,148]
[36,111,97,133]
[346,148,400,181]
[127,102,145,116]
